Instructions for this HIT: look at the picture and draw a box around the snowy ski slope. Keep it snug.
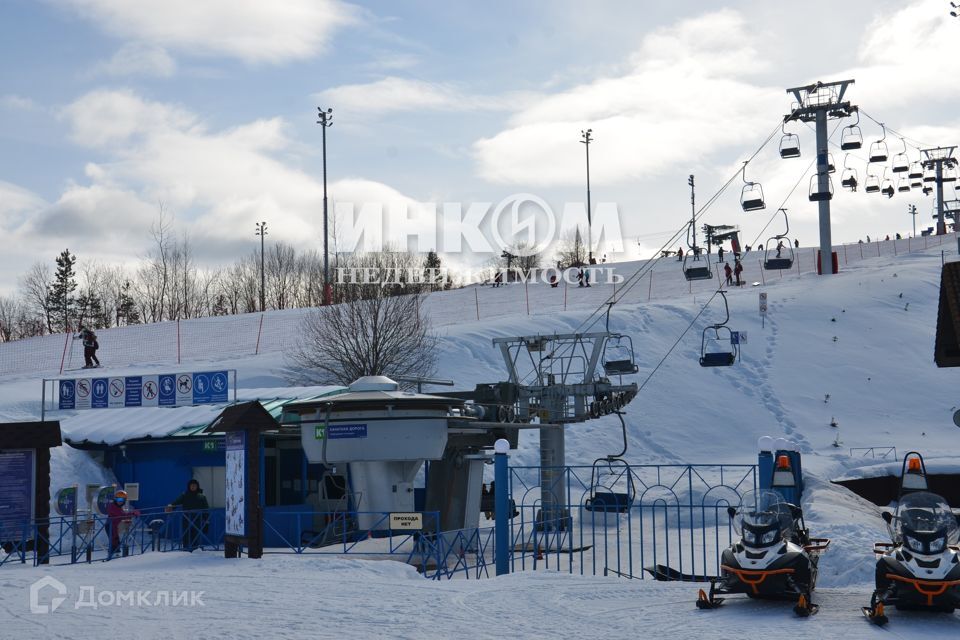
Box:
[1,238,959,637]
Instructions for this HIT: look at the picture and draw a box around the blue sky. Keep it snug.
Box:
[1,0,958,293]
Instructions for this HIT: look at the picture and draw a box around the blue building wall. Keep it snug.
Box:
[107,439,225,509]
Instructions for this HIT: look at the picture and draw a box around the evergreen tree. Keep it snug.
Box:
[48,249,77,332]
[116,280,140,325]
[423,251,451,291]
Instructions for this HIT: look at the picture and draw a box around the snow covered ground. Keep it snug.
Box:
[2,240,960,637]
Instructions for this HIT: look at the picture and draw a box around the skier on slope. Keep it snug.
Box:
[724,262,733,286]
[74,326,100,368]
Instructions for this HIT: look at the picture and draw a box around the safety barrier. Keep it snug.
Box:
[507,463,758,580]
[849,447,898,460]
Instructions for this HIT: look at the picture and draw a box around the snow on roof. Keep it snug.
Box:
[61,385,344,446]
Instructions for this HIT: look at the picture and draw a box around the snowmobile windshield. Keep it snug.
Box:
[896,492,959,549]
[732,490,795,538]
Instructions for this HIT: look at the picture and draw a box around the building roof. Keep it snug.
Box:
[60,385,344,446]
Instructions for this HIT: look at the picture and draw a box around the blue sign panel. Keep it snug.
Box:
[124,376,142,407]
[58,380,76,410]
[91,378,109,409]
[193,370,228,404]
[158,374,176,406]
[0,450,34,537]
[328,424,368,439]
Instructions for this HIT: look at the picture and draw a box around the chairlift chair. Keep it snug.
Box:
[826,153,836,174]
[779,123,801,159]
[892,139,909,173]
[602,332,639,376]
[865,169,881,194]
[881,177,895,199]
[683,253,712,281]
[908,162,923,180]
[584,412,635,514]
[840,156,858,191]
[911,179,923,189]
[740,162,766,212]
[840,112,863,151]
[868,123,889,163]
[943,166,958,183]
[699,291,738,368]
[764,209,795,271]
[808,172,834,202]
[896,178,911,193]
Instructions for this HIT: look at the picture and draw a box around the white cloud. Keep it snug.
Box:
[317,77,476,116]
[58,0,357,64]
[473,10,779,187]
[0,95,37,111]
[49,89,431,260]
[92,42,177,78]
[0,181,45,228]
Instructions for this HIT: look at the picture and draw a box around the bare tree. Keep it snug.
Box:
[288,251,436,387]
[554,227,587,268]
[18,262,53,333]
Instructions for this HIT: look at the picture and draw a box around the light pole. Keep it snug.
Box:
[255,221,267,312]
[580,129,593,264]
[908,204,917,237]
[317,107,333,305]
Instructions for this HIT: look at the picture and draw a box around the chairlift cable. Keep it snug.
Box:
[858,109,933,150]
[516,118,784,386]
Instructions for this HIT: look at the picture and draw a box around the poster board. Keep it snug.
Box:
[225,431,246,537]
[0,449,35,538]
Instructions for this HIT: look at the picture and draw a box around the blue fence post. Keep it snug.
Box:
[494,439,510,577]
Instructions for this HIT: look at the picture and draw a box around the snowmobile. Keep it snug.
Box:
[696,455,830,616]
[863,452,960,626]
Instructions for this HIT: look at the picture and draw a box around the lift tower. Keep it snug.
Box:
[784,79,857,275]
[921,147,957,235]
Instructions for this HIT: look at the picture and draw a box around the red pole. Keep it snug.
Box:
[563,280,567,311]
[877,241,880,257]
[474,288,480,321]
[860,242,863,259]
[647,271,653,301]
[177,319,181,364]
[759,260,765,285]
[843,243,848,264]
[525,281,530,315]
[255,313,264,355]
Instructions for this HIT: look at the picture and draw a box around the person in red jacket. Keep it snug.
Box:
[106,490,139,556]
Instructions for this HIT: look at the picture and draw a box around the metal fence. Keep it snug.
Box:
[2,463,757,581]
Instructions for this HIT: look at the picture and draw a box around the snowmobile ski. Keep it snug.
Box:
[861,604,889,626]
[644,564,716,582]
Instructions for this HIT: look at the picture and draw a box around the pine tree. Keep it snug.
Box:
[116,280,140,325]
[48,249,77,332]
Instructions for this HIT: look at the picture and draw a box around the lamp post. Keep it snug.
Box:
[580,129,593,264]
[908,204,917,238]
[317,107,333,305]
[255,221,267,312]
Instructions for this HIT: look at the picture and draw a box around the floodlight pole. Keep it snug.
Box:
[689,175,697,251]
[581,129,593,263]
[255,221,267,312]
[317,107,334,305]
[909,204,917,238]
[785,79,856,275]
[920,147,957,236]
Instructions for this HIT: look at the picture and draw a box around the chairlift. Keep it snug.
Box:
[584,412,635,514]
[943,166,958,183]
[892,138,909,173]
[911,179,923,189]
[923,186,933,196]
[840,111,863,151]
[865,165,881,193]
[881,168,894,199]
[826,153,836,174]
[602,305,639,376]
[808,171,834,202]
[682,223,712,281]
[868,123,889,163]
[908,162,923,180]
[700,291,738,368]
[740,162,766,212]
[779,122,800,159]
[923,168,937,183]
[840,156,858,191]
[896,178,911,193]
[763,208,795,271]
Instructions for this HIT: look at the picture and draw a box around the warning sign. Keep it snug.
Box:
[389,512,423,531]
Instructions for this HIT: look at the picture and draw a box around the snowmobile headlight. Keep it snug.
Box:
[761,529,779,544]
[743,529,756,544]
[929,537,946,553]
[905,535,924,553]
